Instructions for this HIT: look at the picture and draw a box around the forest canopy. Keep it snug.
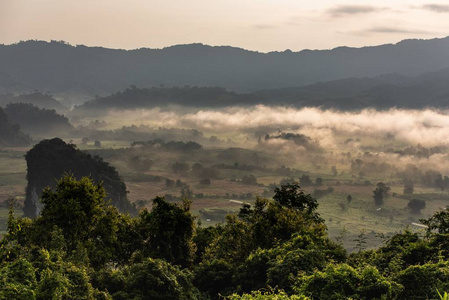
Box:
[2,177,449,299]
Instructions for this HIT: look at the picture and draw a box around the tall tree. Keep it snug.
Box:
[138,197,196,268]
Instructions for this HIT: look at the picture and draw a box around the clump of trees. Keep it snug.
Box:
[242,175,257,185]
[172,161,190,173]
[192,163,220,179]
[3,177,449,299]
[373,182,391,206]
[397,164,449,191]
[407,199,426,214]
[132,139,202,152]
[128,156,153,172]
[403,181,414,195]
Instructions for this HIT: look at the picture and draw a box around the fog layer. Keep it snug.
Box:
[106,106,449,147]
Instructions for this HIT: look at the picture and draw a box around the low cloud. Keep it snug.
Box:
[99,106,449,174]
[365,26,429,34]
[343,26,430,36]
[327,5,385,17]
[420,4,449,13]
[105,106,449,147]
[253,24,277,30]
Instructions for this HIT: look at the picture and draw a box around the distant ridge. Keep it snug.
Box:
[73,67,449,111]
[1,37,449,99]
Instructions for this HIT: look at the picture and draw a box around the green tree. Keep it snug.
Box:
[227,289,309,299]
[395,261,449,299]
[137,197,196,268]
[331,166,338,176]
[346,194,352,205]
[0,258,37,300]
[407,199,426,214]
[104,258,199,300]
[403,182,414,195]
[299,263,398,300]
[373,182,390,207]
[421,208,449,235]
[354,230,367,253]
[242,175,257,185]
[34,174,122,267]
[272,183,322,222]
[193,259,235,298]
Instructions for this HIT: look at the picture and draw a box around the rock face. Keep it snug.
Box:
[23,138,136,218]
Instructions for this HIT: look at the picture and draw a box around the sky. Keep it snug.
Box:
[1,0,448,52]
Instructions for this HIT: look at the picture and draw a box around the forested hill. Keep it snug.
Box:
[1,37,449,97]
[0,92,67,111]
[74,68,449,112]
[0,107,31,146]
[4,103,73,137]
[73,86,257,112]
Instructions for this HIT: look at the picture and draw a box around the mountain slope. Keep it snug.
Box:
[0,107,32,146]
[1,37,449,98]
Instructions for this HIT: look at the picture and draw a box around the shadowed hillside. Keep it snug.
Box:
[4,103,73,137]
[0,107,31,146]
[74,68,449,112]
[0,92,67,111]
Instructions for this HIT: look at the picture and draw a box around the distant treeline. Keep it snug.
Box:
[131,139,202,151]
[72,66,449,112]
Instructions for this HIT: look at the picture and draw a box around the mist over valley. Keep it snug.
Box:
[2,24,449,298]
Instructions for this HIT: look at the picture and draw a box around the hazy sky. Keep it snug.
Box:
[1,0,448,52]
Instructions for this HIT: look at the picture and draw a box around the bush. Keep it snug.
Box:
[407,199,426,214]
[115,258,199,300]
[242,175,257,185]
[298,264,398,299]
[227,289,309,299]
[194,259,235,298]
[200,178,211,185]
[395,262,449,299]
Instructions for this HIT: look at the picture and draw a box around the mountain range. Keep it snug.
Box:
[2,37,449,102]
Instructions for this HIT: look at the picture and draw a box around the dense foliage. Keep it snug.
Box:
[2,176,449,299]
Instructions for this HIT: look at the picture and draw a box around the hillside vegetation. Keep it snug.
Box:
[2,177,449,299]
[0,107,31,147]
